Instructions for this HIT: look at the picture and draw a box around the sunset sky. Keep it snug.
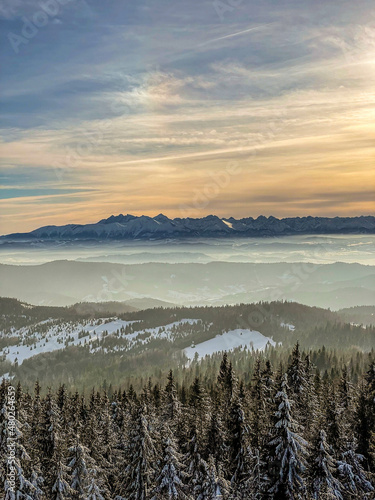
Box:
[1,0,375,234]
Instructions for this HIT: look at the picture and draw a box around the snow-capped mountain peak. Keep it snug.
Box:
[1,215,374,241]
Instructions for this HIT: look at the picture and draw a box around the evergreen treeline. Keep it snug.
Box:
[1,345,374,499]
[12,341,375,395]
[3,298,375,392]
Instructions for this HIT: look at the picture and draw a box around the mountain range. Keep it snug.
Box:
[1,214,375,240]
[1,260,374,309]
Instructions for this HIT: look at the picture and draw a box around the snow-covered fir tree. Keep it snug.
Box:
[200,455,229,500]
[152,427,190,500]
[162,370,181,426]
[227,396,252,497]
[123,404,157,499]
[266,373,308,499]
[68,439,91,498]
[184,425,208,499]
[337,440,374,499]
[0,346,374,499]
[50,454,72,500]
[308,428,343,500]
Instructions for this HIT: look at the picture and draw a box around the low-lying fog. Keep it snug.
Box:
[0,235,374,266]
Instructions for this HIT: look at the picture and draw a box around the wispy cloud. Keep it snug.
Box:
[199,23,275,46]
[0,1,374,233]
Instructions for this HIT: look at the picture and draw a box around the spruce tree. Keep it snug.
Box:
[200,455,229,500]
[206,401,227,470]
[286,343,310,430]
[355,362,375,469]
[123,404,156,499]
[324,386,342,457]
[2,407,37,500]
[227,397,251,496]
[86,471,110,500]
[266,373,307,499]
[247,448,267,499]
[162,370,181,425]
[152,427,190,500]
[68,439,91,498]
[184,424,208,499]
[308,429,343,500]
[337,441,374,499]
[249,358,267,450]
[50,456,72,500]
[38,390,64,481]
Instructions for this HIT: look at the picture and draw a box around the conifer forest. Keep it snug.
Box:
[1,344,374,499]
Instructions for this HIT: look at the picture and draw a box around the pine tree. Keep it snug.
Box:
[28,381,43,471]
[96,392,119,489]
[308,429,343,500]
[303,354,318,438]
[200,455,229,500]
[68,434,111,500]
[206,401,227,470]
[82,392,102,464]
[0,396,9,488]
[261,360,274,414]
[324,386,342,457]
[152,428,190,500]
[217,354,236,430]
[287,343,310,430]
[68,439,91,498]
[227,397,251,496]
[86,471,110,500]
[38,390,63,479]
[3,410,37,500]
[217,353,230,396]
[355,362,375,469]
[188,378,210,441]
[29,465,44,500]
[162,370,181,425]
[184,424,208,499]
[50,456,72,500]
[123,404,156,499]
[266,373,307,499]
[337,441,374,499]
[249,358,267,450]
[247,448,267,499]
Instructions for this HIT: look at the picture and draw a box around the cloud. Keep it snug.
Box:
[1,0,374,232]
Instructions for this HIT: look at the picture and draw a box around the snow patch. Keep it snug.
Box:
[184,329,274,360]
[222,219,233,229]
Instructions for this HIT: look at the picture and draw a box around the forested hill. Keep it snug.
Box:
[1,347,374,499]
[1,298,374,391]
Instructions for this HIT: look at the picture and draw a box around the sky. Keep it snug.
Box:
[0,0,375,234]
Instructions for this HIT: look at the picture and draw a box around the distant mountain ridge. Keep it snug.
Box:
[2,214,375,240]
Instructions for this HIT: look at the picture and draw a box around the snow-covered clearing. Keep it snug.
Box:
[1,318,201,365]
[184,329,275,361]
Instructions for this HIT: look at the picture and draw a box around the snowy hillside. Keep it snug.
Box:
[184,329,275,360]
[1,318,203,366]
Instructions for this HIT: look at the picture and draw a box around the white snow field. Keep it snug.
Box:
[1,317,275,369]
[184,329,275,361]
[1,318,200,366]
